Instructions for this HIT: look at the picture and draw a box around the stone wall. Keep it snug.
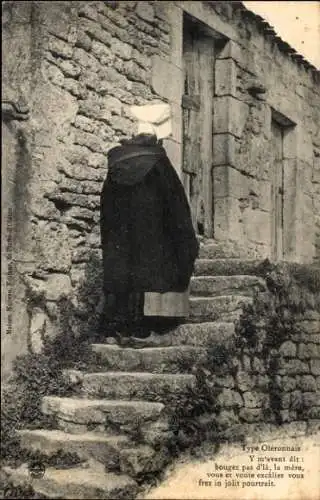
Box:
[2,1,320,379]
[214,310,320,438]
[2,0,171,378]
[207,3,320,262]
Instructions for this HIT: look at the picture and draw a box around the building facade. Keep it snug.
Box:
[2,1,320,379]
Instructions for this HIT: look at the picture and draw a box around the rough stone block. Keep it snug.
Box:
[48,37,73,59]
[135,1,155,23]
[75,30,92,51]
[239,408,263,423]
[172,321,235,347]
[243,391,266,409]
[2,465,138,499]
[281,376,297,392]
[45,274,72,301]
[280,359,310,375]
[190,275,266,297]
[73,48,100,71]
[91,344,205,373]
[279,341,297,358]
[79,3,98,21]
[75,371,196,402]
[252,357,266,374]
[124,60,147,83]
[151,55,183,104]
[310,359,320,376]
[281,392,292,410]
[303,392,319,408]
[215,59,237,96]
[59,60,82,78]
[189,295,252,322]
[213,194,242,241]
[213,96,249,138]
[216,40,242,64]
[217,389,243,408]
[120,445,168,477]
[213,134,236,166]
[298,343,320,359]
[111,38,132,60]
[299,375,317,392]
[17,429,129,469]
[214,375,235,389]
[81,18,112,46]
[46,64,65,86]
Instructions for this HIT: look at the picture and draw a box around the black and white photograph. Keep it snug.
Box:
[1,1,320,499]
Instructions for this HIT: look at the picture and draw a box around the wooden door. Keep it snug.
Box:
[271,120,284,260]
[182,22,215,237]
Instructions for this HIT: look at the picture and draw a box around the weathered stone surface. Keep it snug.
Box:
[194,259,265,276]
[2,464,138,500]
[119,445,168,477]
[279,341,297,358]
[236,371,255,391]
[298,375,317,392]
[243,391,266,409]
[135,1,155,23]
[252,357,266,374]
[217,389,243,408]
[17,429,129,469]
[298,343,320,359]
[29,308,47,354]
[190,275,266,297]
[45,273,72,301]
[279,359,310,375]
[76,30,92,51]
[34,223,72,273]
[64,371,196,402]
[280,376,297,392]
[303,392,319,407]
[73,47,100,71]
[214,375,235,388]
[172,322,235,346]
[48,37,73,59]
[91,344,206,373]
[189,295,252,321]
[239,408,263,423]
[42,397,164,428]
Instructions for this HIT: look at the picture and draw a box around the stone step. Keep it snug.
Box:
[198,240,244,259]
[189,295,253,321]
[190,275,266,297]
[91,344,206,373]
[42,397,165,434]
[63,371,196,402]
[17,429,130,470]
[194,258,265,276]
[2,464,138,500]
[173,321,235,347]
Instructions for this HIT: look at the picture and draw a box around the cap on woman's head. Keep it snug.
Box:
[130,102,172,140]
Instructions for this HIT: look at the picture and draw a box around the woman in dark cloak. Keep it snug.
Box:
[99,104,199,345]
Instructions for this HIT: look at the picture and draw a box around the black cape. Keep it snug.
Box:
[100,134,199,294]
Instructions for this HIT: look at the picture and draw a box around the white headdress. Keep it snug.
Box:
[130,102,172,140]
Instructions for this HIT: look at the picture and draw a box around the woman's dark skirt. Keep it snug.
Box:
[99,292,181,338]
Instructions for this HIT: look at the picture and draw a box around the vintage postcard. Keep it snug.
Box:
[1,1,320,499]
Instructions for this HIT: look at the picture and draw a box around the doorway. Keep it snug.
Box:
[182,15,215,238]
[270,118,284,260]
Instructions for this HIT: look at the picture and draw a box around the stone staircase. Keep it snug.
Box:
[3,240,267,499]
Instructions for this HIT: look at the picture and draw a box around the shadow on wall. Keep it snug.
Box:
[57,250,105,344]
[25,250,105,357]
